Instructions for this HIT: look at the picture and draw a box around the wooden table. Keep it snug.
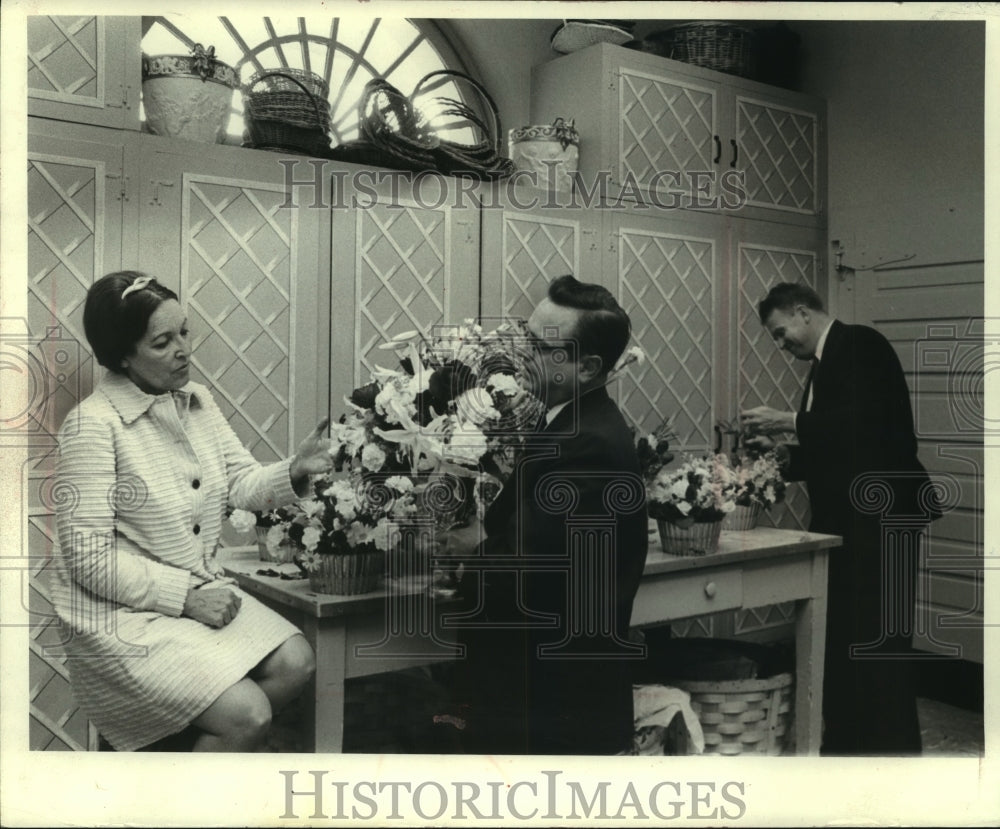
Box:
[223,525,839,754]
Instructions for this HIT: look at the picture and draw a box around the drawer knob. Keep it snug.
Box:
[704,581,717,598]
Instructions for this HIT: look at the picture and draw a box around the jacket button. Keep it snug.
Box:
[193,524,201,535]
[192,479,200,489]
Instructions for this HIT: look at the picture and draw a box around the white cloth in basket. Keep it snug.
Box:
[632,684,706,755]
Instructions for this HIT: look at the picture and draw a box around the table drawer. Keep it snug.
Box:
[630,567,743,627]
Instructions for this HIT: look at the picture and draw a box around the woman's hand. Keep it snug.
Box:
[289,417,334,487]
[182,587,242,628]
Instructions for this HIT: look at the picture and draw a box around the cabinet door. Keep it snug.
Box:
[480,185,601,322]
[27,16,140,131]
[135,138,329,459]
[731,220,827,530]
[329,170,481,405]
[606,209,727,450]
[26,120,128,751]
[615,65,723,206]
[728,86,825,224]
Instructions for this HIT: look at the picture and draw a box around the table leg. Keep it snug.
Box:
[303,616,347,753]
[794,550,829,755]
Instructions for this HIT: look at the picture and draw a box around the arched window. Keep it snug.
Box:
[140,16,474,146]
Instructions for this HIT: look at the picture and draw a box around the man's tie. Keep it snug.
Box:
[802,358,819,412]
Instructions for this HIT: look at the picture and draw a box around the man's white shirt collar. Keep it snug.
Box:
[545,400,571,426]
[813,319,835,362]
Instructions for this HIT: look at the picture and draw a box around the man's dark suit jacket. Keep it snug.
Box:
[452,385,649,755]
[786,319,938,754]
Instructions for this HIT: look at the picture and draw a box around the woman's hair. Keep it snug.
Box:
[758,282,825,324]
[83,271,179,373]
[548,275,631,376]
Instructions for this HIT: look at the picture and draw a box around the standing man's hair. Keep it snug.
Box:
[548,275,631,375]
[758,282,825,324]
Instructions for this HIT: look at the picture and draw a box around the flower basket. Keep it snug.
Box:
[142,46,238,143]
[721,502,762,532]
[657,519,723,556]
[308,548,385,596]
[256,526,299,564]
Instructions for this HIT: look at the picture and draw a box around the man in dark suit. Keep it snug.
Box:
[742,282,939,755]
[447,275,649,755]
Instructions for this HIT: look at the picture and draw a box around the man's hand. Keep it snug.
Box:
[437,518,484,558]
[741,406,796,436]
[182,587,242,628]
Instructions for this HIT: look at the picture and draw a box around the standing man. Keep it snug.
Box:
[448,275,649,755]
[742,282,939,755]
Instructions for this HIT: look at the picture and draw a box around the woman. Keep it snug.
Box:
[52,271,329,752]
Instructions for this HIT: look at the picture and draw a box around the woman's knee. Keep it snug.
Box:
[195,679,272,740]
[269,635,316,687]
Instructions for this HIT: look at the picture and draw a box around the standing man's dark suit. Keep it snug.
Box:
[790,320,936,754]
[745,285,939,755]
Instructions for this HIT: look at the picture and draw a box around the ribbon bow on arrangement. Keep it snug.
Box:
[190,43,216,80]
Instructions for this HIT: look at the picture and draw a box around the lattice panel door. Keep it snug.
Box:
[737,240,818,530]
[27,16,136,129]
[356,203,447,381]
[181,174,299,462]
[502,214,577,319]
[616,224,717,448]
[619,69,718,198]
[26,130,125,751]
[736,96,819,215]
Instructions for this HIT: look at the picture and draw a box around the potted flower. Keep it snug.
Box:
[141,43,239,143]
[647,454,739,555]
[228,506,300,563]
[723,450,787,531]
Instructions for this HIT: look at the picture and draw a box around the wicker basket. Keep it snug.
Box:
[657,518,722,556]
[646,22,756,78]
[668,672,794,755]
[308,548,384,595]
[242,69,331,156]
[721,502,762,532]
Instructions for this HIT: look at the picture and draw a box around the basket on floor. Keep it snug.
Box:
[242,69,331,156]
[646,22,756,78]
[668,672,794,755]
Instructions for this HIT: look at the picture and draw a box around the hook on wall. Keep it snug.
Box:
[831,239,916,280]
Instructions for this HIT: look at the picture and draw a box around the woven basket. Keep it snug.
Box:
[242,69,331,156]
[667,672,794,756]
[657,518,723,556]
[308,548,384,596]
[647,22,756,78]
[721,502,762,532]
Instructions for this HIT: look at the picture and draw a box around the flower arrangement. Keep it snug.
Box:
[632,418,677,483]
[646,453,740,526]
[731,450,786,509]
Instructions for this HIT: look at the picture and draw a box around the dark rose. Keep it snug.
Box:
[428,360,478,406]
[350,381,380,410]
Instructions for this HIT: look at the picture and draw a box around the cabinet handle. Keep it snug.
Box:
[713,135,721,164]
[704,581,717,599]
[730,139,739,168]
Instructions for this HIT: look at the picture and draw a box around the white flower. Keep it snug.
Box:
[486,373,521,397]
[345,521,372,548]
[626,346,646,367]
[361,442,387,472]
[265,524,286,554]
[228,509,256,533]
[299,498,324,519]
[300,550,324,572]
[386,475,414,493]
[444,421,488,465]
[370,517,392,552]
[301,525,323,551]
[455,387,500,425]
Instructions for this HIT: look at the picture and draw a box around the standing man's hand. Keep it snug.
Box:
[741,406,796,436]
[289,417,334,490]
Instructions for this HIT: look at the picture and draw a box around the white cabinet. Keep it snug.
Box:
[530,43,825,226]
[27,15,141,131]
